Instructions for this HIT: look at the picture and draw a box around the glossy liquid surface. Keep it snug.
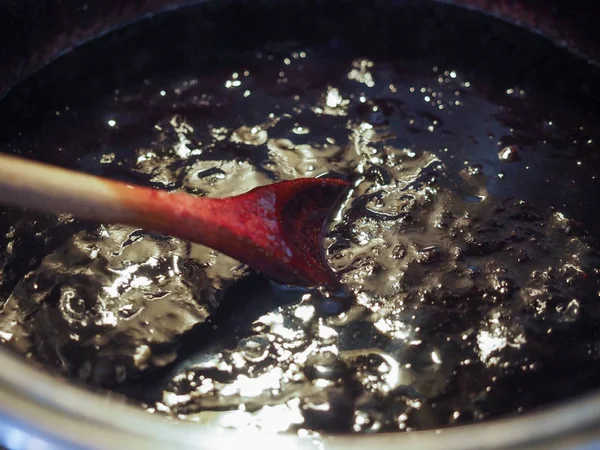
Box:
[0,0,599,434]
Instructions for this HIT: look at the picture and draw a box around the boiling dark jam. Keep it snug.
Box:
[0,0,600,434]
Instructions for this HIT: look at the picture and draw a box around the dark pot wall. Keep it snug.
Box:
[0,0,599,99]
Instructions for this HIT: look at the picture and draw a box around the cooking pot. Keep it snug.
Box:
[0,1,600,449]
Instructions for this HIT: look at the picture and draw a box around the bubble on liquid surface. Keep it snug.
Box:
[498,145,520,163]
[0,0,599,436]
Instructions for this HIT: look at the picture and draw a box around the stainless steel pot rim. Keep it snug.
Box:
[0,346,598,450]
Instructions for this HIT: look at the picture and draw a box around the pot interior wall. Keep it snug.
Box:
[1,0,600,98]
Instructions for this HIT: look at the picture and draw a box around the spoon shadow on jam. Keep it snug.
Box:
[120,272,355,399]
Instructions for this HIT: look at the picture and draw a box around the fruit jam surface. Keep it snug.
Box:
[0,0,600,434]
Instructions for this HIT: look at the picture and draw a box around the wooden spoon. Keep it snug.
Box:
[0,154,349,287]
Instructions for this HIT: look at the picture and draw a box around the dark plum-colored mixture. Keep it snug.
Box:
[1,0,600,434]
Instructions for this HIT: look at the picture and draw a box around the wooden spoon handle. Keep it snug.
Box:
[0,153,143,224]
[0,153,348,286]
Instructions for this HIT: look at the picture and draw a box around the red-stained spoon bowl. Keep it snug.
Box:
[0,153,349,287]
